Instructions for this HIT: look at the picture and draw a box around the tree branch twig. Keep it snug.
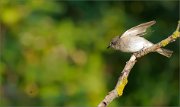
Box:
[98,21,180,107]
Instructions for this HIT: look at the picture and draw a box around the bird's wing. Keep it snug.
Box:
[120,21,156,38]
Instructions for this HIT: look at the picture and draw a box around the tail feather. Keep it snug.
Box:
[156,48,173,58]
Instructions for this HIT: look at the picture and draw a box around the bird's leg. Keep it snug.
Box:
[133,46,147,57]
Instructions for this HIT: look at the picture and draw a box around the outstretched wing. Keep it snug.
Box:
[120,20,156,38]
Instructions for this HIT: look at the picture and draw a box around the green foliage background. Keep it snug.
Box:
[0,0,179,106]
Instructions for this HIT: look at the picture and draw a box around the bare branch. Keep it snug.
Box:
[98,21,180,107]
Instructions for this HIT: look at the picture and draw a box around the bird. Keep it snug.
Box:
[107,20,173,58]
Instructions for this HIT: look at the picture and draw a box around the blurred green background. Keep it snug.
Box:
[0,0,179,106]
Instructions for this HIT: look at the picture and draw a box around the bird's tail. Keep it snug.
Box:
[156,48,173,58]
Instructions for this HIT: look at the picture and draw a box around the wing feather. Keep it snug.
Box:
[120,21,156,38]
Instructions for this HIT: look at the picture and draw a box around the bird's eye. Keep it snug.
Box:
[111,41,116,45]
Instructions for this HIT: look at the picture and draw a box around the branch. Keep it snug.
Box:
[98,21,180,107]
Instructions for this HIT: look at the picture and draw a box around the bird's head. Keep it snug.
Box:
[107,36,119,49]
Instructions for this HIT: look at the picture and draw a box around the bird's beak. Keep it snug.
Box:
[107,45,110,49]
